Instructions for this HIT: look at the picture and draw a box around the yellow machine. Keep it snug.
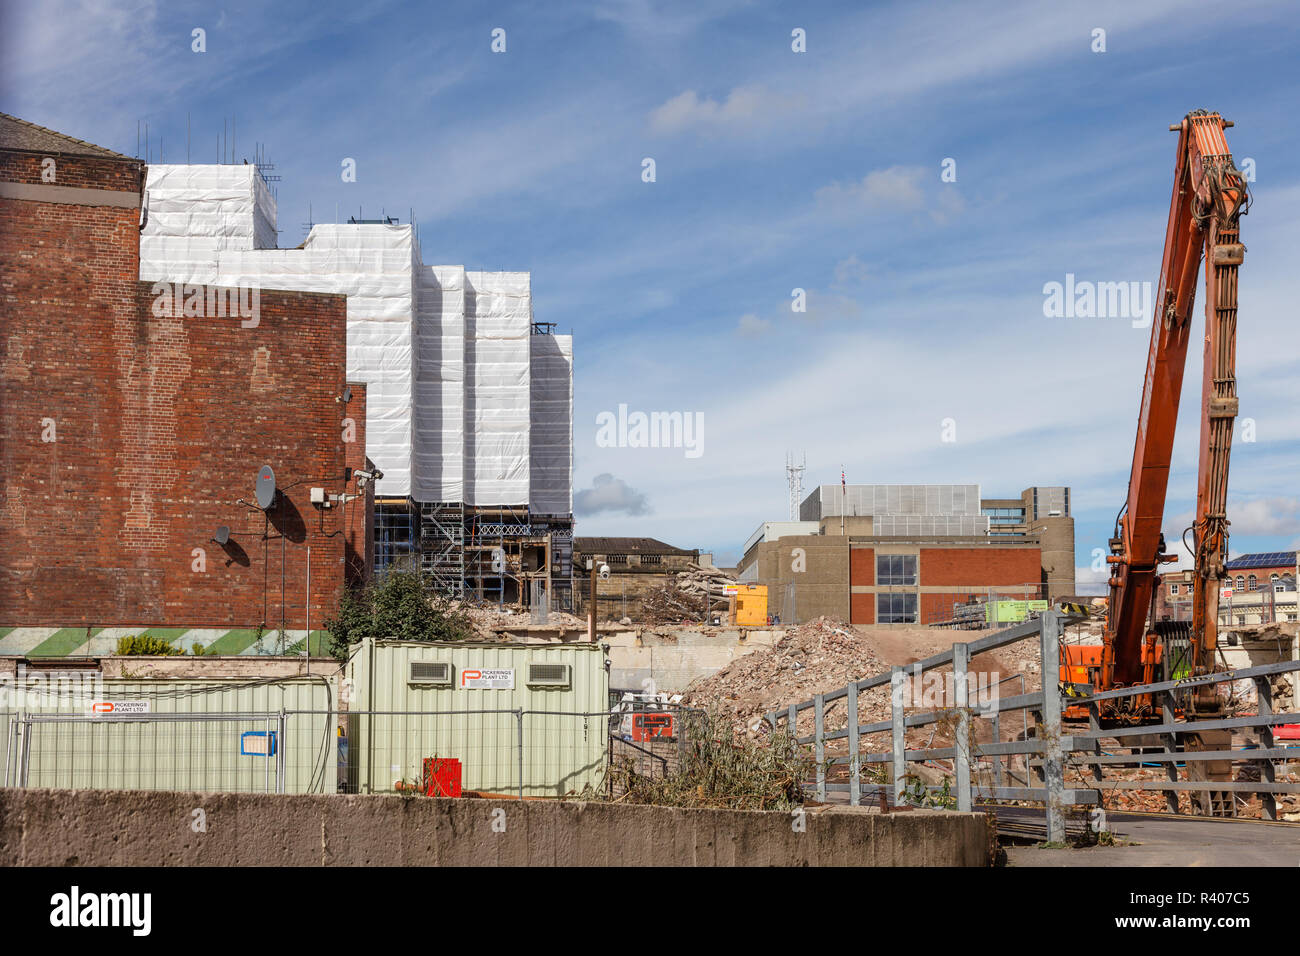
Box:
[729,584,769,626]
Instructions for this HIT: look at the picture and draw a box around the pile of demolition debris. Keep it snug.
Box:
[683,617,892,739]
[448,599,586,639]
[639,563,739,624]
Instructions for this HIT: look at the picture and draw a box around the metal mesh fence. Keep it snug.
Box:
[4,705,700,799]
[18,713,292,793]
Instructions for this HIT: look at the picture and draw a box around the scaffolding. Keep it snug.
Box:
[374,497,573,610]
[420,501,466,598]
[375,499,418,574]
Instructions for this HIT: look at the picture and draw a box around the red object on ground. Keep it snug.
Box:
[631,713,674,742]
[422,757,463,797]
[1274,725,1300,740]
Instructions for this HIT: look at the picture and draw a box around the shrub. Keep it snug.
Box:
[115,635,183,656]
[324,565,475,660]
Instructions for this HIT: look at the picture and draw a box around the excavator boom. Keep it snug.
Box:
[1100,111,1248,700]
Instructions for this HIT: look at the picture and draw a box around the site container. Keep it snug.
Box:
[984,599,1049,623]
[7,676,338,794]
[343,639,609,797]
[730,584,769,625]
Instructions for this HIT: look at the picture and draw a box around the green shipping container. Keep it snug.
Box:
[344,639,609,797]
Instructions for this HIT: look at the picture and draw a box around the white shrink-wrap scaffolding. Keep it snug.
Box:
[464,271,531,506]
[137,164,572,511]
[213,225,419,497]
[529,333,573,515]
[140,165,277,284]
[414,266,465,502]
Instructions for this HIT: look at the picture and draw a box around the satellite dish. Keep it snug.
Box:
[255,465,277,510]
[215,526,231,546]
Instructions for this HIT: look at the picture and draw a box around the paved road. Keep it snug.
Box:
[996,805,1300,866]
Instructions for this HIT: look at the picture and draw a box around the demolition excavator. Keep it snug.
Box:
[1060,111,1250,731]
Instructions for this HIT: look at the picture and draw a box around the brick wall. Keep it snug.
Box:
[0,151,144,192]
[919,547,1042,587]
[849,592,875,625]
[1,149,361,630]
[849,547,875,586]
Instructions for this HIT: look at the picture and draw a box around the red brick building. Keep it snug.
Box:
[0,113,370,641]
[743,531,1043,626]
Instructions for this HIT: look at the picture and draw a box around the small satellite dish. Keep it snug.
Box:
[255,465,277,510]
[215,526,231,546]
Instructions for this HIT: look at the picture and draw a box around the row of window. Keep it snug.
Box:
[1171,572,1296,596]
[596,554,662,565]
[878,593,917,624]
[876,554,917,586]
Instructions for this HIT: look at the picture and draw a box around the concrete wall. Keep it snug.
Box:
[0,655,346,681]
[605,628,783,692]
[0,788,993,867]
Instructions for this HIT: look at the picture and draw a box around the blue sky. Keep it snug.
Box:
[4,0,1298,586]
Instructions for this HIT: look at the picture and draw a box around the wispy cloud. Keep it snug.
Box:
[649,85,803,136]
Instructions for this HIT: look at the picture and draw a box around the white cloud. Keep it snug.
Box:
[648,85,801,135]
[735,313,772,338]
[816,165,926,210]
[1228,497,1300,537]
[833,255,869,285]
[1074,564,1108,596]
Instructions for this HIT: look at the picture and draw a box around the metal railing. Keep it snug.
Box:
[766,610,1300,842]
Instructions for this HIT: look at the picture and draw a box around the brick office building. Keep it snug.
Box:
[739,484,1060,626]
[0,113,370,654]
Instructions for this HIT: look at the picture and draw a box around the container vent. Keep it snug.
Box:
[409,661,452,685]
[526,663,570,687]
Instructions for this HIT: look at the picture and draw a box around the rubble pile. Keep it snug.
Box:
[639,563,738,624]
[448,599,586,639]
[683,617,893,739]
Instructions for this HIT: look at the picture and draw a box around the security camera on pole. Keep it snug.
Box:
[586,559,609,641]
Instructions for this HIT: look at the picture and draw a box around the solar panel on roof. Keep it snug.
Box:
[1225,550,1297,569]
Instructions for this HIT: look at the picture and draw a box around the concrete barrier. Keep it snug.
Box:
[0,788,993,866]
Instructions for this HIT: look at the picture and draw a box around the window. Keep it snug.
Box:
[878,593,918,624]
[1170,583,1179,595]
[1236,575,1245,591]
[877,554,917,586]
[1248,574,1258,591]
[640,554,662,565]
[607,554,628,565]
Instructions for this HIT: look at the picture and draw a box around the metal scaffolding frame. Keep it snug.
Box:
[375,498,418,574]
[420,501,466,598]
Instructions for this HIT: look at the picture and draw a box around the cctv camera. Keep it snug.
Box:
[599,564,611,579]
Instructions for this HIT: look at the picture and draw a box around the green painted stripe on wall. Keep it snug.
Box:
[202,629,266,656]
[138,627,192,643]
[28,628,95,657]
[285,631,332,657]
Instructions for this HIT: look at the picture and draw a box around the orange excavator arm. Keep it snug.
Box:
[1101,111,1249,697]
